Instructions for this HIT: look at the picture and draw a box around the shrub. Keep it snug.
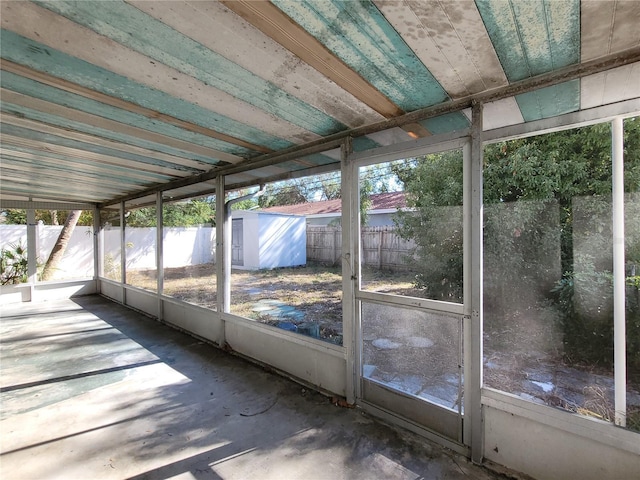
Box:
[0,242,29,285]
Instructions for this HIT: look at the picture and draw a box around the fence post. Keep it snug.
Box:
[378,229,383,269]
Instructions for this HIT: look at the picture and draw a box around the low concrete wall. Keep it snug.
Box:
[0,284,28,304]
[162,298,221,344]
[483,391,640,480]
[123,286,159,318]
[99,279,124,304]
[224,314,346,396]
[0,280,96,304]
[98,283,347,398]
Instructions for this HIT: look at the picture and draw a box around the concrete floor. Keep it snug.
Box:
[1,295,509,480]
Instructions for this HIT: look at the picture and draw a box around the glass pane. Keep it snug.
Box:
[0,209,28,284]
[124,202,157,292]
[162,195,217,309]
[359,153,463,303]
[39,210,93,281]
[362,302,463,410]
[229,172,343,344]
[483,126,616,423]
[626,191,640,432]
[100,207,121,281]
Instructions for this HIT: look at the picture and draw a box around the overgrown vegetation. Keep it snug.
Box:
[391,119,640,428]
[0,242,31,285]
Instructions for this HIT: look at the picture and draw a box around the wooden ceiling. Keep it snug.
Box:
[1,0,639,206]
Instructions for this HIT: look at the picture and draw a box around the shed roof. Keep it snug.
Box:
[1,1,639,208]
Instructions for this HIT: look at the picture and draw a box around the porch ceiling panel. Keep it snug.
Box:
[1,0,639,206]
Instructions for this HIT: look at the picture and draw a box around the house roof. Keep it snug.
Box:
[1,1,638,208]
[262,192,406,217]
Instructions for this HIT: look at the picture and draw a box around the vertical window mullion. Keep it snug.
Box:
[612,117,626,427]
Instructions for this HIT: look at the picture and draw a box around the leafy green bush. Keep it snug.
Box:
[552,266,640,373]
[1,242,29,285]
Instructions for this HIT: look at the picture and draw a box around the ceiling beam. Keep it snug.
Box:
[222,0,403,119]
[2,113,212,172]
[1,88,243,165]
[0,200,95,210]
[1,60,273,154]
[99,47,640,207]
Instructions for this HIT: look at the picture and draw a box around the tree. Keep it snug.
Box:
[122,199,216,228]
[392,117,640,368]
[391,150,464,300]
[163,199,216,226]
[319,175,341,200]
[0,209,92,226]
[258,180,309,208]
[41,210,82,281]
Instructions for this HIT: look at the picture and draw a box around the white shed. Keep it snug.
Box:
[230,211,306,270]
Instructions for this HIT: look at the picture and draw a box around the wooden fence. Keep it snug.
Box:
[306,226,416,270]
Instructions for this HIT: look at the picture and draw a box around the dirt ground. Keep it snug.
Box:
[127,263,421,345]
[126,263,639,431]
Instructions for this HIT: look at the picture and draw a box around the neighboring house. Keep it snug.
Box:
[261,192,407,227]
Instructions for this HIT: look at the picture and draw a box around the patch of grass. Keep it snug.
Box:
[628,406,640,432]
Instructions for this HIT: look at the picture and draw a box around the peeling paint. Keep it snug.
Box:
[1,122,200,173]
[0,29,294,152]
[475,0,580,118]
[0,71,255,158]
[272,0,450,111]
[515,80,580,121]
[34,0,347,136]
[1,102,223,167]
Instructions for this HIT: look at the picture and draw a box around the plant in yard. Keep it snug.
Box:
[1,242,31,285]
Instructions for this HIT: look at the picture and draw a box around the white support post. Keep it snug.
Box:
[120,201,126,302]
[216,175,227,346]
[612,117,626,427]
[27,209,37,298]
[463,139,472,446]
[156,192,164,320]
[93,206,100,285]
[469,101,484,463]
[341,137,357,404]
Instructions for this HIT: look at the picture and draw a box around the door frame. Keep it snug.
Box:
[342,132,478,455]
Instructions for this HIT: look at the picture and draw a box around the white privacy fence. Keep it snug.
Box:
[0,225,216,280]
[1,223,417,278]
[0,224,94,279]
[103,226,216,270]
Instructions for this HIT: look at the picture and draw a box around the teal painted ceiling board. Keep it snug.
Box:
[0,123,200,174]
[3,179,126,198]
[475,0,580,82]
[1,155,153,187]
[0,0,634,205]
[1,103,225,168]
[0,146,172,183]
[0,29,293,152]
[0,184,109,202]
[0,169,138,196]
[0,166,135,193]
[272,0,449,112]
[34,0,345,136]
[419,112,471,135]
[0,71,254,158]
[353,137,381,153]
[515,80,580,121]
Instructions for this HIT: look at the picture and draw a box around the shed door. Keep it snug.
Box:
[232,218,243,266]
